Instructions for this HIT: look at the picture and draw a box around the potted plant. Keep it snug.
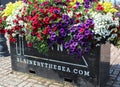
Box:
[3,0,120,86]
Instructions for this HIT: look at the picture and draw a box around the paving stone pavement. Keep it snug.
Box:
[0,56,119,87]
[0,57,77,87]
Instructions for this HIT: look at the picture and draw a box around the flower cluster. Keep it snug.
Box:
[65,19,94,55]
[90,12,119,42]
[3,1,27,42]
[3,0,120,56]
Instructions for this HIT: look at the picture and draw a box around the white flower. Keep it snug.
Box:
[90,12,119,42]
[5,3,27,31]
[19,20,24,26]
[67,11,73,18]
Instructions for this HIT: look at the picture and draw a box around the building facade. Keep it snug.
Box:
[0,0,16,5]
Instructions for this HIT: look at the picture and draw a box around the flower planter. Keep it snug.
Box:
[10,35,111,87]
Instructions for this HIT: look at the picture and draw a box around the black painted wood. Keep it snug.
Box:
[10,35,110,87]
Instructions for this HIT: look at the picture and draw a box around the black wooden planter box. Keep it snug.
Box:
[10,35,110,87]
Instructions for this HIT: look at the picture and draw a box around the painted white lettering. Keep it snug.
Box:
[66,67,71,72]
[29,60,33,65]
[16,58,90,76]
[62,66,66,72]
[45,63,48,68]
[36,62,40,66]
[84,71,90,76]
[33,61,36,65]
[78,70,83,75]
[41,62,44,67]
[48,64,52,69]
[58,66,61,71]
[53,65,57,70]
[73,69,78,74]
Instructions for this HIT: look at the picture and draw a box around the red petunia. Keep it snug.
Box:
[42,27,50,35]
[52,27,57,31]
[13,19,18,24]
[39,8,44,13]
[0,18,2,24]
[84,9,89,13]
[36,32,44,41]
[28,1,32,5]
[67,10,71,12]
[96,4,104,11]
[52,14,57,19]
[10,37,16,43]
[32,10,37,15]
[76,20,80,23]
[0,30,5,34]
[27,42,32,47]
[44,17,50,24]
[76,13,82,18]
[3,16,7,20]
[79,28,85,33]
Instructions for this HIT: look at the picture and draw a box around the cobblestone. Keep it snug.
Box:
[49,85,62,87]
[33,84,46,87]
[17,82,29,87]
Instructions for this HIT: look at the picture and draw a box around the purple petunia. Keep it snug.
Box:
[64,22,94,56]
[62,14,69,21]
[84,0,91,8]
[23,0,27,3]
[117,13,120,17]
[60,28,66,37]
[86,19,94,25]
[50,32,57,41]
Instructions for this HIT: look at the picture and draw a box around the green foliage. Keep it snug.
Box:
[33,41,49,53]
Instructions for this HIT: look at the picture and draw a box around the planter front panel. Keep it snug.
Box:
[10,36,110,87]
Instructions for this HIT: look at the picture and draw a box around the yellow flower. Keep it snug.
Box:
[38,0,45,3]
[3,2,13,16]
[69,0,83,6]
[3,1,23,17]
[101,2,118,13]
[110,8,118,13]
